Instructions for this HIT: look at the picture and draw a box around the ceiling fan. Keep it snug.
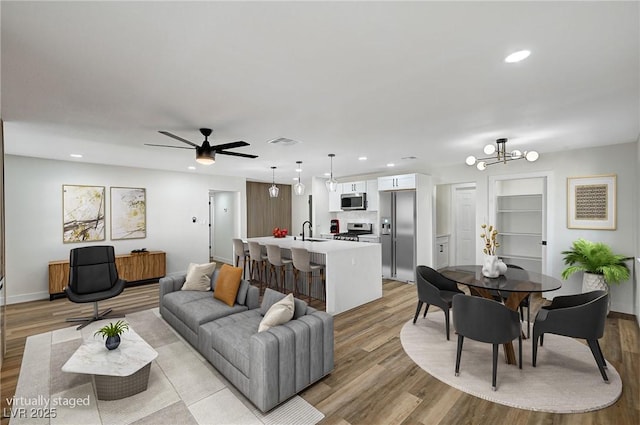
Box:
[145,128,258,165]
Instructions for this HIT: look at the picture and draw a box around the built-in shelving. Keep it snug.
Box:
[496,194,543,272]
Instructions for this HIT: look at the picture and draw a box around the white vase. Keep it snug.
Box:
[582,272,610,314]
[482,255,500,278]
[497,259,508,275]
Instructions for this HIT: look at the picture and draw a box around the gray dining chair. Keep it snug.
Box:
[532,290,609,382]
[493,264,531,337]
[414,265,464,340]
[452,293,522,391]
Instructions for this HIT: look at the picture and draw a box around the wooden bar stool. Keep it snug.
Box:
[247,241,268,294]
[232,238,250,279]
[265,244,293,293]
[291,247,325,305]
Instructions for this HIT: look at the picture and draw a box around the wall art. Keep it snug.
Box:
[567,174,616,230]
[110,187,146,240]
[63,185,106,243]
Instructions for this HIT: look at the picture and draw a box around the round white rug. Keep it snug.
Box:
[400,313,622,413]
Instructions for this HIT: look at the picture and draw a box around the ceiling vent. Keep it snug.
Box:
[267,137,299,146]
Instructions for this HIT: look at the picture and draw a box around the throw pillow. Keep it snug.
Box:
[258,293,294,332]
[182,262,216,291]
[213,264,243,306]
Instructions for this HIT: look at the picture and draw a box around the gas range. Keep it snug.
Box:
[333,223,373,242]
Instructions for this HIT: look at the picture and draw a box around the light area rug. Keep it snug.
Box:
[10,308,324,425]
[401,313,622,413]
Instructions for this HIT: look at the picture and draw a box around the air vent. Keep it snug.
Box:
[267,137,299,146]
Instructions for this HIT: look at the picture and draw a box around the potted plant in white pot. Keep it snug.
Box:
[561,238,630,304]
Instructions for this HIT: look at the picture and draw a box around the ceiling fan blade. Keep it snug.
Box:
[144,143,193,150]
[158,131,199,147]
[217,150,258,159]
[211,141,249,151]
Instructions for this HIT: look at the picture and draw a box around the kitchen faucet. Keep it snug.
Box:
[302,221,312,241]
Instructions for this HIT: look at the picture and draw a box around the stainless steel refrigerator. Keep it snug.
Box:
[380,190,416,282]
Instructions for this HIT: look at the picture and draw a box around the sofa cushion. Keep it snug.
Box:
[175,297,248,332]
[209,315,262,377]
[235,279,250,306]
[182,262,216,291]
[260,289,307,318]
[259,293,294,332]
[214,264,243,306]
[163,290,211,314]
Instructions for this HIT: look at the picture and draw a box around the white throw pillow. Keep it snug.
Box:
[258,293,295,332]
[181,262,216,291]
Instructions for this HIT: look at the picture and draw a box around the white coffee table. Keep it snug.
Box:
[62,327,158,400]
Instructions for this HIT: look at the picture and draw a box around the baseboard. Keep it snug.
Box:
[212,255,233,265]
[7,291,50,305]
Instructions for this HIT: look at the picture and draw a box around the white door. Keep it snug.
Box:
[209,191,237,264]
[454,186,476,265]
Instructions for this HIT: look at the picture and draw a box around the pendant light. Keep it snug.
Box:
[325,153,338,192]
[268,166,279,198]
[293,161,305,196]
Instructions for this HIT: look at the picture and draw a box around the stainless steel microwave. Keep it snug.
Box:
[341,193,367,210]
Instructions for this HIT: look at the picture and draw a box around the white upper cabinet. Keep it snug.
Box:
[328,184,343,212]
[378,174,416,191]
[342,181,366,193]
[366,179,378,211]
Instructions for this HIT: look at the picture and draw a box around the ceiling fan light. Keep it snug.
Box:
[483,144,496,155]
[525,150,539,162]
[465,155,477,166]
[196,147,215,165]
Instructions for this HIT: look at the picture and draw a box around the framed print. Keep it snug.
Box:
[63,185,106,243]
[110,187,146,240]
[567,174,616,230]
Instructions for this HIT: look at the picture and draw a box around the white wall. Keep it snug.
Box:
[5,155,247,304]
[431,142,637,315]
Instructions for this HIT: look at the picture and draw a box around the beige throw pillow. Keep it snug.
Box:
[258,293,294,332]
[182,262,216,291]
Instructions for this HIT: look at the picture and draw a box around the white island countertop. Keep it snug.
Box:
[245,236,382,315]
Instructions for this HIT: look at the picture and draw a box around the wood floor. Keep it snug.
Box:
[1,281,638,425]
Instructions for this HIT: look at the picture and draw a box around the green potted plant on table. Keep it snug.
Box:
[94,320,129,350]
[561,238,630,295]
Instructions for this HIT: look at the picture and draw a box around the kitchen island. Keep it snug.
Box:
[244,236,382,315]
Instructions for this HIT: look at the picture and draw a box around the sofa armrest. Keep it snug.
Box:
[159,273,186,315]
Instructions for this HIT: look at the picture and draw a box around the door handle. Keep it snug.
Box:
[439,244,443,253]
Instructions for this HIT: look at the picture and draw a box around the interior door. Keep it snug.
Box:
[454,186,476,265]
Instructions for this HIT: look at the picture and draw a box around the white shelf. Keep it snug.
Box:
[499,232,542,237]
[497,209,542,213]
[499,254,542,261]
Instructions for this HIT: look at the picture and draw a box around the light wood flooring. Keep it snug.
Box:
[1,281,638,425]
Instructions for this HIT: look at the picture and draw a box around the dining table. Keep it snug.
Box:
[439,265,562,365]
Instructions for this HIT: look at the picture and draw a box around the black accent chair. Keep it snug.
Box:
[452,294,522,391]
[532,290,610,382]
[65,246,126,330]
[414,265,464,340]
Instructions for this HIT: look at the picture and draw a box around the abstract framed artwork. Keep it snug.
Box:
[567,174,616,230]
[110,187,146,240]
[63,185,106,243]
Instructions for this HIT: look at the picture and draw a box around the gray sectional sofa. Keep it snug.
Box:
[159,269,334,412]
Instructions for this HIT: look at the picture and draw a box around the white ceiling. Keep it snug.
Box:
[2,1,639,184]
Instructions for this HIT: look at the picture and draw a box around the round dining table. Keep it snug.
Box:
[439,265,562,365]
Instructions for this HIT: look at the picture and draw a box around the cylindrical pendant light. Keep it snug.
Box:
[268,166,279,198]
[293,161,305,196]
[325,153,338,192]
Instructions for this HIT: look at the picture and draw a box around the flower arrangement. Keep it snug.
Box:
[480,224,500,255]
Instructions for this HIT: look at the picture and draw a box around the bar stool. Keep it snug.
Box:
[232,238,250,279]
[265,244,293,293]
[291,247,325,305]
[247,241,268,294]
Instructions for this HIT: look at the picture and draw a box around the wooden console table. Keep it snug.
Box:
[49,251,166,300]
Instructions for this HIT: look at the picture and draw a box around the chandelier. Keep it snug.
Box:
[465,138,539,171]
[293,161,305,196]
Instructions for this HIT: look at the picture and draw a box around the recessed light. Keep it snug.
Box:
[387,163,395,167]
[70,154,83,158]
[188,166,196,170]
[505,50,531,63]
[358,156,367,161]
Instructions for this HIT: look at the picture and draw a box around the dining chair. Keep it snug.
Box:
[232,238,250,279]
[495,264,531,338]
[532,290,609,382]
[414,265,464,340]
[452,293,522,391]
